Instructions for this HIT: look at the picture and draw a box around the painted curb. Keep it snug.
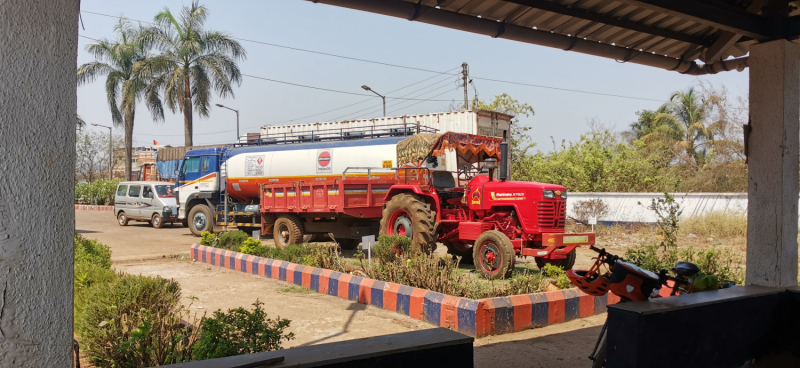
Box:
[191,244,618,337]
[74,204,114,212]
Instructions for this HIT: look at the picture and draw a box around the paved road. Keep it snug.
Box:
[76,210,198,261]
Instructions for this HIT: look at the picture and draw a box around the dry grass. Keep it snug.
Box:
[680,211,747,238]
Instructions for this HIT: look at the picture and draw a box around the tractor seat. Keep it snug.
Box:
[431,171,464,199]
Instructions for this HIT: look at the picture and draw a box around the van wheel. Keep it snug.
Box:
[117,212,129,226]
[152,214,164,229]
[188,205,213,237]
[274,216,303,248]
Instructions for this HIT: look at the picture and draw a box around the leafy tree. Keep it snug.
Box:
[471,93,535,179]
[75,131,124,183]
[139,1,246,146]
[644,88,729,168]
[77,18,164,180]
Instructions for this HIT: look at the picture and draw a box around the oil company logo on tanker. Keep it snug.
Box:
[316,149,332,173]
[490,192,526,201]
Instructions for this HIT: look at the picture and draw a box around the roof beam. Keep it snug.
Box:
[502,0,713,46]
[701,0,766,62]
[612,0,775,39]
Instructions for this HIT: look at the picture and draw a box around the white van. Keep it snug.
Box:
[114,181,178,228]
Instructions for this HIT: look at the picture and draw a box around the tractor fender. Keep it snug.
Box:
[384,186,441,222]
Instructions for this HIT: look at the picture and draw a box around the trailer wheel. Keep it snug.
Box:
[188,205,213,237]
[379,193,437,253]
[275,216,303,248]
[151,213,164,229]
[444,242,474,264]
[117,212,129,226]
[535,249,577,271]
[473,230,515,280]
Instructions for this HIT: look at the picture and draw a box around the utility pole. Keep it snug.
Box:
[216,104,240,142]
[461,62,469,109]
[361,85,386,117]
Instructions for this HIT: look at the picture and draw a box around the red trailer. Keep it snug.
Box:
[258,132,595,279]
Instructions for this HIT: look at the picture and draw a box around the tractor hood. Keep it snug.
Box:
[468,175,567,201]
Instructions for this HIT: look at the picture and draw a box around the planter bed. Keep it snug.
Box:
[192,244,619,337]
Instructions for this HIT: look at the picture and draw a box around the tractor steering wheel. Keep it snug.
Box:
[458,163,480,182]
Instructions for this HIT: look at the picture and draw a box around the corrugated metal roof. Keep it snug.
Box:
[313,0,799,73]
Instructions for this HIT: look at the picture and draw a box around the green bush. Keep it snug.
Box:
[77,274,198,367]
[624,243,744,285]
[373,235,411,264]
[217,230,250,250]
[200,231,216,246]
[192,300,294,360]
[74,234,117,323]
[541,263,572,290]
[239,237,261,254]
[75,179,121,205]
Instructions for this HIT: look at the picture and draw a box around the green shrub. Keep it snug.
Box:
[217,230,250,250]
[74,234,118,325]
[625,243,744,285]
[77,274,198,367]
[200,231,216,246]
[541,263,572,289]
[239,237,261,254]
[373,235,411,264]
[75,179,121,205]
[192,300,294,360]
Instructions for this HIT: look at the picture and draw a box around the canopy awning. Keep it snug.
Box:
[397,132,503,166]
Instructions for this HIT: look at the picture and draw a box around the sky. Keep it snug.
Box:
[76,0,750,150]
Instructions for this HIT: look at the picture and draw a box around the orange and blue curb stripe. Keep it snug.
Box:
[191,244,617,337]
[74,204,114,211]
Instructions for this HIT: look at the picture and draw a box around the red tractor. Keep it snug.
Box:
[379,132,595,279]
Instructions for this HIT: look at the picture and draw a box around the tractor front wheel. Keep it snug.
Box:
[535,249,577,270]
[473,230,515,280]
[379,193,437,253]
[444,241,474,264]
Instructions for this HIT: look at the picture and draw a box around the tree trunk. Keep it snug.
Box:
[183,74,193,147]
[124,110,135,181]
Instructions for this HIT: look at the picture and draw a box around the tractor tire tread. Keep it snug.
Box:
[379,193,437,253]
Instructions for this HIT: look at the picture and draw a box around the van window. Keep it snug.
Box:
[142,186,153,198]
[116,185,128,196]
[183,158,200,174]
[128,185,141,197]
[155,185,175,198]
[201,157,210,172]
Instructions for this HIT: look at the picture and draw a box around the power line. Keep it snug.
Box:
[80,10,664,102]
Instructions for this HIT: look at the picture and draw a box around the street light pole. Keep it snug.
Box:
[361,85,386,117]
[91,123,113,180]
[216,104,240,141]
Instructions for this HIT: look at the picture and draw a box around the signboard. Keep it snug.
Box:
[588,217,597,225]
[382,160,393,168]
[244,155,264,176]
[362,235,376,265]
[316,149,332,174]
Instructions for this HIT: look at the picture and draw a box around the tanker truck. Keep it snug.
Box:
[174,110,513,239]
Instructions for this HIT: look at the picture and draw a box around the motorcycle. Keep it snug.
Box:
[567,246,732,368]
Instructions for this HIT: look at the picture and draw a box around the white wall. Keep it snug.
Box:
[0,0,77,365]
[567,192,758,224]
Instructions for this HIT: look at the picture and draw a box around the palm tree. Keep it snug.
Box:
[77,19,164,180]
[643,88,725,168]
[138,1,246,146]
[76,114,86,130]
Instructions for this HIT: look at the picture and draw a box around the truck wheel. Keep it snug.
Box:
[473,230,515,280]
[151,213,164,229]
[117,212,129,226]
[337,238,359,250]
[379,193,436,253]
[275,216,303,247]
[444,242,474,264]
[536,249,577,271]
[188,205,213,237]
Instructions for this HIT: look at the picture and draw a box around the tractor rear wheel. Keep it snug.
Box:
[379,193,437,253]
[473,230,515,280]
[444,241,474,264]
[274,216,304,248]
[535,249,577,270]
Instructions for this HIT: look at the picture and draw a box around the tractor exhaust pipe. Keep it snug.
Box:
[499,142,509,182]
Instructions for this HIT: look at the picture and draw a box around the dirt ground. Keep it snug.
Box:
[76,210,607,367]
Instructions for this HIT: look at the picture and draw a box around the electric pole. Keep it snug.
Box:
[461,62,469,109]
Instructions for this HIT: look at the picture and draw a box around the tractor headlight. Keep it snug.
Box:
[561,190,567,199]
[543,190,555,199]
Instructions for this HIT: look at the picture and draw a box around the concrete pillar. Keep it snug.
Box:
[746,39,800,287]
[0,0,78,366]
